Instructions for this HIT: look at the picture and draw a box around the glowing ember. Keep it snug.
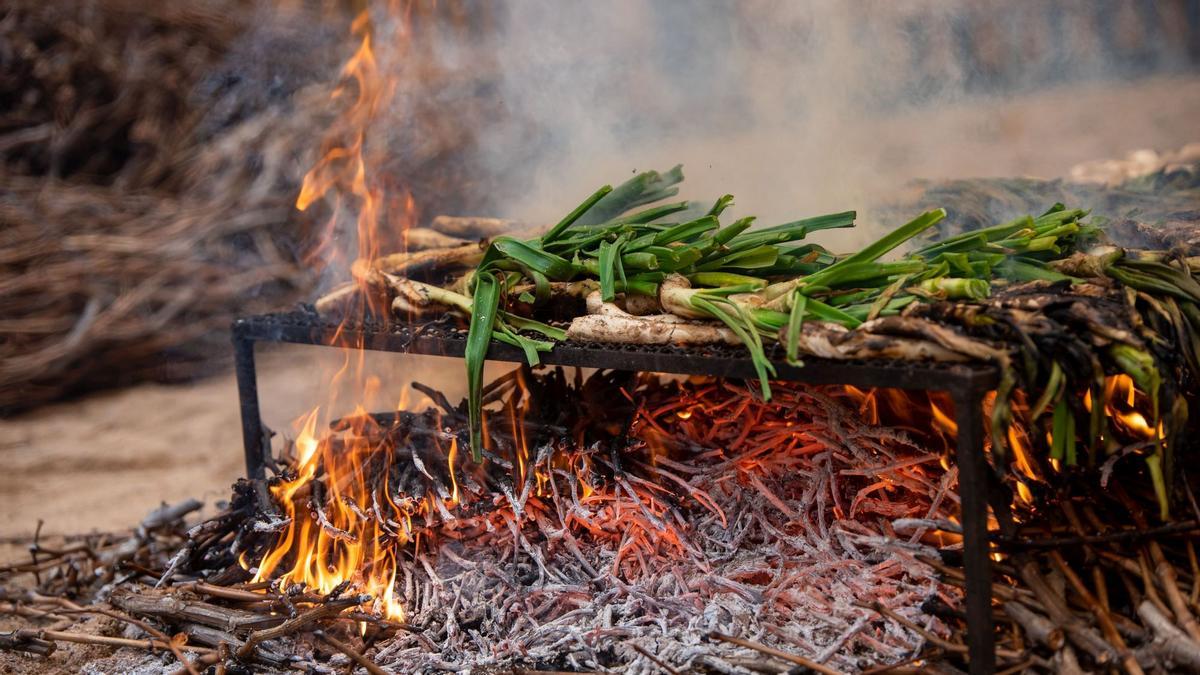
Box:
[246,371,969,669]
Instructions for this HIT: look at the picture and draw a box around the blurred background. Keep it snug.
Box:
[2,0,1199,536]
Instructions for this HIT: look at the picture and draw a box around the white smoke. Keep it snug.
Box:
[453,1,1194,245]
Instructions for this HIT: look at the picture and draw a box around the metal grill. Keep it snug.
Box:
[231,309,1006,674]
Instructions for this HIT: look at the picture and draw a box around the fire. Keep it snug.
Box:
[249,361,556,611]
[843,385,879,424]
[255,365,1027,624]
[929,400,957,438]
[1010,373,1160,510]
[247,368,1160,624]
[1088,374,1160,441]
[252,411,404,619]
[446,437,460,507]
[842,377,1155,516]
[251,7,1169,613]
[1006,426,1037,506]
[249,5,420,621]
[296,7,417,305]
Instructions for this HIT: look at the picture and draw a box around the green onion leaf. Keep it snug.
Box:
[786,290,807,366]
[688,272,767,289]
[541,185,613,244]
[708,194,735,217]
[466,271,502,461]
[492,237,577,280]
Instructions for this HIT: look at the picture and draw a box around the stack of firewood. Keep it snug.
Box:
[0,1,340,411]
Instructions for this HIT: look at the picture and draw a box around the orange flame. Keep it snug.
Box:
[446,437,460,508]
[1006,425,1037,506]
[1088,374,1159,441]
[297,8,417,303]
[251,6,421,622]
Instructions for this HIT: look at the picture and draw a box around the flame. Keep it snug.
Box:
[929,400,957,438]
[297,7,417,305]
[1034,373,1159,494]
[1090,374,1158,441]
[293,408,322,476]
[843,385,879,424]
[1007,424,1036,506]
[446,437,460,507]
[253,410,407,620]
[846,386,1042,510]
[250,5,422,622]
[574,453,596,499]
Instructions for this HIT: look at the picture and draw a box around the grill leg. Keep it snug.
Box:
[954,390,995,675]
[234,335,267,480]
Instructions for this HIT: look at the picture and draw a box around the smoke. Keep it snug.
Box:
[441,1,1196,245]
[467,1,895,243]
[264,0,1200,259]
[476,3,886,220]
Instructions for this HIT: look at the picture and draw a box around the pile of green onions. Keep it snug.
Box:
[457,167,1099,461]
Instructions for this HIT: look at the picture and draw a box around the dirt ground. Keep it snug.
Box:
[2,74,1200,544]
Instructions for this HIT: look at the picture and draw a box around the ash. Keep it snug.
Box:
[367,377,959,673]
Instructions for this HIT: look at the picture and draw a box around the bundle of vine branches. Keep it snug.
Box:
[370,165,1200,519]
[0,0,335,412]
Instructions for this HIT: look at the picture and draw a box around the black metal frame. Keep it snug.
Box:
[232,311,1003,674]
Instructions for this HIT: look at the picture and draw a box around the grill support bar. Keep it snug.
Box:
[953,387,995,673]
[234,333,267,480]
[231,313,1001,674]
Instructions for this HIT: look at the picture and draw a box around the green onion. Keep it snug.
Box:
[491,237,577,280]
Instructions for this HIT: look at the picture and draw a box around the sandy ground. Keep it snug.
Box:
[0,348,288,539]
[2,74,1200,544]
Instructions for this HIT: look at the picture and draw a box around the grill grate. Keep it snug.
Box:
[233,309,999,392]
